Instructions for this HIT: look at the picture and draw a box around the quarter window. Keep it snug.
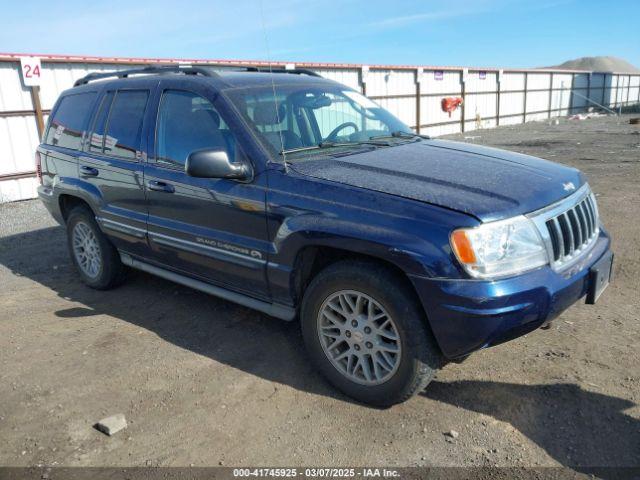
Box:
[156,90,234,167]
[44,92,97,150]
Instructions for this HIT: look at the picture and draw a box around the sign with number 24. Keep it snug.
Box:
[20,57,42,87]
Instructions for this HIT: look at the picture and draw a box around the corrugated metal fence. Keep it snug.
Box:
[1,52,639,202]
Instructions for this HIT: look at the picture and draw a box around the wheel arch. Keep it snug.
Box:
[290,244,443,355]
[58,194,96,222]
[292,244,418,303]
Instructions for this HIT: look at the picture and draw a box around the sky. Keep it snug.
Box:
[1,0,639,69]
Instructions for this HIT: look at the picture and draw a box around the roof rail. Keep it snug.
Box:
[244,67,322,78]
[73,65,218,87]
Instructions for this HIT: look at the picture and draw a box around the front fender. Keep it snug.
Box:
[265,167,479,307]
[275,214,440,274]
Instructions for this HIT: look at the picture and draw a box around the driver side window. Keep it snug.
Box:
[156,90,235,167]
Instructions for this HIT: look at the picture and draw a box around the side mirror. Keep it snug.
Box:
[185,148,250,180]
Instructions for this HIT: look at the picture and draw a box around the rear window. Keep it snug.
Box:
[44,92,97,150]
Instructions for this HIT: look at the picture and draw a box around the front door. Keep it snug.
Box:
[144,85,270,300]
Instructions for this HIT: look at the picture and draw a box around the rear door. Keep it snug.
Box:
[40,91,98,194]
[143,80,270,299]
[79,81,157,257]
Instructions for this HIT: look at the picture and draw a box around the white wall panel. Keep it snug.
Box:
[551,86,572,115]
[500,91,524,117]
[466,71,497,93]
[621,75,631,104]
[552,74,573,89]
[526,90,549,114]
[0,177,38,203]
[501,72,525,90]
[315,69,360,90]
[464,93,497,120]
[0,64,33,111]
[421,95,460,126]
[527,73,550,90]
[0,115,39,175]
[422,70,461,94]
[367,70,415,97]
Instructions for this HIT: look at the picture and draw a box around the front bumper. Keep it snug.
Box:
[410,229,611,359]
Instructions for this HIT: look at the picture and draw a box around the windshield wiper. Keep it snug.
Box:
[280,140,391,155]
[370,131,431,140]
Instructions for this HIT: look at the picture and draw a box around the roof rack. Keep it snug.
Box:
[244,67,322,77]
[73,65,218,87]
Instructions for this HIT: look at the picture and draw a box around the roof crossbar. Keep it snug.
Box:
[244,67,322,77]
[73,65,218,87]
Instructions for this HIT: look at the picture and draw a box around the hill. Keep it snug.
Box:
[545,56,639,72]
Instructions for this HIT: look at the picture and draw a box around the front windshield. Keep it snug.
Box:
[224,84,416,159]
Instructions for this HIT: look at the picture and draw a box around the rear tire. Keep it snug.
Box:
[66,206,127,290]
[301,260,442,407]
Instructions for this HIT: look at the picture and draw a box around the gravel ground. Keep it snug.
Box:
[0,115,638,475]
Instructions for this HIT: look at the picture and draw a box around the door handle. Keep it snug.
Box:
[80,165,99,177]
[147,180,175,193]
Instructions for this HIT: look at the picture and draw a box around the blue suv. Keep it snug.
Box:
[36,66,613,406]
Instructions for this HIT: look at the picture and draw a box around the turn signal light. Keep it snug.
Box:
[450,230,477,264]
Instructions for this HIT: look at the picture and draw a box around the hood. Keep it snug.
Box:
[289,139,585,222]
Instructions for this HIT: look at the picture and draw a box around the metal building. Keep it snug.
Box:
[1,52,639,203]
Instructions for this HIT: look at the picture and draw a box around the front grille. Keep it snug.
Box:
[543,193,599,266]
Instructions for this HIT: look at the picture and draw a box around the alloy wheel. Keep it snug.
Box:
[317,290,402,385]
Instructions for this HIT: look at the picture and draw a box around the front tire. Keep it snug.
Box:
[301,260,442,407]
[66,206,127,290]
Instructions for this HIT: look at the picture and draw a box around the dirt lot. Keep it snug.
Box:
[1,115,639,474]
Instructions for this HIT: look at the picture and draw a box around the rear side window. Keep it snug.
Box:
[45,92,97,150]
[102,90,149,159]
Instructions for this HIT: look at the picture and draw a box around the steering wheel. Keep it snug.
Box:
[325,122,359,142]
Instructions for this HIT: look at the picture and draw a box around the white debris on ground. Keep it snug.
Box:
[95,414,128,436]
[569,112,608,121]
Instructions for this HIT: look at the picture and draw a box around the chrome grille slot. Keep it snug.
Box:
[536,188,599,270]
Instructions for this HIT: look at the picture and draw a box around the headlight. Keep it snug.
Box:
[450,215,548,279]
